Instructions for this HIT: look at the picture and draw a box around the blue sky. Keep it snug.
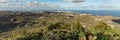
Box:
[0,0,120,11]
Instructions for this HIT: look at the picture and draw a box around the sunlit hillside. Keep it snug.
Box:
[0,11,120,40]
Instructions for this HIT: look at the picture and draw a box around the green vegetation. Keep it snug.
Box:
[0,22,119,40]
[0,11,120,40]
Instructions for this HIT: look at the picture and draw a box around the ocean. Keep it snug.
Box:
[66,10,120,17]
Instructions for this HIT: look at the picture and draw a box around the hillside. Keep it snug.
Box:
[0,11,120,40]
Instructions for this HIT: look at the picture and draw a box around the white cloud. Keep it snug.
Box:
[26,1,50,7]
[26,1,61,10]
[26,1,39,6]
[0,0,8,3]
[64,0,84,3]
